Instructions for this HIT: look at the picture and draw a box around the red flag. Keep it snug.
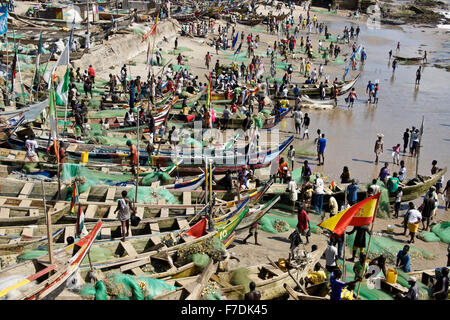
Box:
[185,218,207,238]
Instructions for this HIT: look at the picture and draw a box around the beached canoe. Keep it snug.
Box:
[0,221,102,300]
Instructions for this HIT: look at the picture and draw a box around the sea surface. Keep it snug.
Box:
[284,17,450,183]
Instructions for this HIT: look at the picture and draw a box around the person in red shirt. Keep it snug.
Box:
[88,65,95,83]
[297,205,311,244]
[127,140,138,175]
[242,221,261,245]
[166,79,174,92]
[59,141,66,164]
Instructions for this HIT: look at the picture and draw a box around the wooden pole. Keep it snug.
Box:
[209,159,213,206]
[41,180,54,265]
[135,111,140,204]
[5,32,9,106]
[342,188,348,280]
[355,194,380,299]
[415,115,424,178]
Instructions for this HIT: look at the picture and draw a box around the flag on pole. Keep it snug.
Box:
[48,83,59,160]
[318,193,380,235]
[33,32,43,87]
[234,43,242,56]
[70,182,79,216]
[48,41,70,89]
[142,12,159,42]
[10,51,17,93]
[232,32,239,49]
[55,67,70,106]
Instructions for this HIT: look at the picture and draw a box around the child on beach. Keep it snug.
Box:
[394,187,403,218]
[392,143,401,165]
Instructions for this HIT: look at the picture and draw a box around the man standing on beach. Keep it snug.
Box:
[374,134,384,164]
[415,67,421,85]
[205,52,211,70]
[317,133,326,166]
[346,179,359,206]
[313,173,325,215]
[402,128,409,153]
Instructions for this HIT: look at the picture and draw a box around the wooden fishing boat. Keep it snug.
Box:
[393,55,424,62]
[300,95,336,105]
[0,194,68,227]
[213,241,327,299]
[0,221,102,300]
[5,132,294,175]
[270,73,360,99]
[213,107,292,130]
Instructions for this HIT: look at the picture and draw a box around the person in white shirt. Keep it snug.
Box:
[287,176,300,210]
[24,134,39,162]
[288,145,295,169]
[399,160,407,182]
[370,178,381,195]
[405,202,422,243]
[324,238,339,272]
[313,173,325,215]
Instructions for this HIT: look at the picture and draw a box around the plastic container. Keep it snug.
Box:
[386,268,398,284]
[81,151,89,163]
[387,225,394,233]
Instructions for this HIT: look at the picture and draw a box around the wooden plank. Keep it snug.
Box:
[149,222,160,233]
[28,209,40,217]
[182,192,191,205]
[79,187,91,201]
[284,283,300,300]
[84,205,98,219]
[177,218,189,230]
[160,207,169,218]
[64,226,75,244]
[66,144,78,152]
[100,227,111,239]
[0,208,10,218]
[186,207,195,215]
[185,261,217,300]
[19,199,32,207]
[19,182,34,198]
[120,241,138,258]
[120,257,151,273]
[21,227,34,239]
[107,206,117,219]
[105,187,116,203]
[158,198,166,205]
[0,198,6,206]
[136,207,144,219]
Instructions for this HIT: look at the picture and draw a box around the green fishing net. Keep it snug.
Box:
[167,47,193,55]
[431,221,450,243]
[258,212,319,234]
[229,267,251,291]
[172,65,191,72]
[81,273,177,300]
[191,253,210,269]
[62,163,134,196]
[396,269,431,300]
[253,116,263,128]
[89,108,127,118]
[346,232,434,264]
[81,247,116,264]
[418,232,441,242]
[141,172,171,186]
[201,282,223,300]
[177,237,225,264]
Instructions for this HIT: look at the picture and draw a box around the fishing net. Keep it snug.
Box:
[89,109,127,118]
[88,99,101,108]
[346,232,434,264]
[229,267,251,291]
[126,186,179,204]
[167,47,193,55]
[258,212,320,234]
[365,181,390,218]
[87,135,144,148]
[81,247,116,264]
[266,77,283,84]
[130,26,147,36]
[310,9,337,14]
[342,262,394,300]
[62,163,134,196]
[396,269,431,300]
[418,232,441,242]
[81,273,177,300]
[141,172,172,186]
[16,249,48,262]
[177,237,225,264]
[431,221,450,243]
[172,64,191,72]
[253,116,263,128]
[201,282,223,300]
[191,253,210,269]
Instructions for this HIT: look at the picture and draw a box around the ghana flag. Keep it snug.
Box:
[318,193,380,235]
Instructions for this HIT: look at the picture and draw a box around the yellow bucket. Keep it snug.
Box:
[81,151,89,163]
[386,268,398,284]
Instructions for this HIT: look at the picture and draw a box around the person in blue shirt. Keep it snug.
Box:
[317,133,327,166]
[293,85,300,98]
[305,77,312,84]
[346,179,359,205]
[396,245,411,272]
[366,80,374,103]
[330,269,360,301]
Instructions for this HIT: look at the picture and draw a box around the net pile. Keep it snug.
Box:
[176,237,225,265]
[346,233,434,264]
[258,212,319,234]
[80,273,177,300]
[431,221,450,243]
